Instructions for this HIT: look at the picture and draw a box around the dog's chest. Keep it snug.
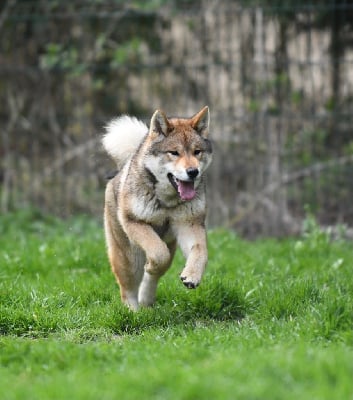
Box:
[130,196,175,240]
[152,218,174,242]
[130,194,168,223]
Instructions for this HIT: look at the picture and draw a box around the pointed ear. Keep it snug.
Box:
[191,106,210,137]
[149,109,171,137]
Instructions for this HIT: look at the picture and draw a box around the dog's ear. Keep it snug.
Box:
[150,109,171,137]
[191,106,210,137]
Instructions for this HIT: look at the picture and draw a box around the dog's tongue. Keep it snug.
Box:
[177,180,196,201]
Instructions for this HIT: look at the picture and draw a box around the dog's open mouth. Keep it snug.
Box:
[167,173,196,201]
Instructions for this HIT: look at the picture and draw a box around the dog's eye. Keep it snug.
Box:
[194,150,202,156]
[168,151,179,156]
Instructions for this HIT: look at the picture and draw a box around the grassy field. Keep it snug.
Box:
[0,209,352,400]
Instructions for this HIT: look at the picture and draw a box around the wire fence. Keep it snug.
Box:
[1,0,353,237]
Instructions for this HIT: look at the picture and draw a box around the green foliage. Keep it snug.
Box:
[287,127,328,164]
[110,38,142,67]
[0,210,352,399]
[344,140,353,156]
[301,207,331,247]
[40,43,87,77]
[130,0,171,11]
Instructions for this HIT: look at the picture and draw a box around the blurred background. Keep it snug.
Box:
[1,0,352,237]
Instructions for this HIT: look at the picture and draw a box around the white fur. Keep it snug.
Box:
[102,115,147,167]
[138,271,159,306]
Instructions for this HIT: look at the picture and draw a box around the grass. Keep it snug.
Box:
[0,209,352,399]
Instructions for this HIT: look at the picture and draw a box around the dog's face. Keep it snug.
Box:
[145,107,212,201]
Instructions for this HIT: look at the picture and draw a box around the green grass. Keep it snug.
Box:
[0,209,352,399]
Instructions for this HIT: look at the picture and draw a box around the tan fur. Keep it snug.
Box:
[103,107,212,310]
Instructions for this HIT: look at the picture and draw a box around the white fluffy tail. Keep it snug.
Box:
[102,115,148,168]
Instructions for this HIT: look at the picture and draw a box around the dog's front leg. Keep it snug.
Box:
[122,218,172,306]
[175,224,208,289]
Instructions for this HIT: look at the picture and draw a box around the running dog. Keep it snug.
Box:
[102,106,212,310]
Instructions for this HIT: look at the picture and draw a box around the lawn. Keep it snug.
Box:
[0,209,352,399]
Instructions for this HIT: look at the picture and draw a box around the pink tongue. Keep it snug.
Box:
[177,180,196,201]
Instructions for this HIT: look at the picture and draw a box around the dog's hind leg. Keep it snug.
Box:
[104,211,144,311]
[138,272,159,307]
[138,240,176,307]
[106,238,143,311]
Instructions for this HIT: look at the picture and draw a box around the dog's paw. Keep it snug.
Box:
[180,266,202,289]
[180,275,198,289]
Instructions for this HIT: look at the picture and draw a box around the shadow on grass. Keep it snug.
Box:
[0,278,247,339]
[106,279,247,335]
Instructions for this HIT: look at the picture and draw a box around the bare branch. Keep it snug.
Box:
[226,155,353,228]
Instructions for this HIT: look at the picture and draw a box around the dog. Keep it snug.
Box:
[102,106,212,310]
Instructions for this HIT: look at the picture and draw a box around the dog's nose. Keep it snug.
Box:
[186,167,199,179]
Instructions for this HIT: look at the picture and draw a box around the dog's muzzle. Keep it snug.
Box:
[167,172,197,201]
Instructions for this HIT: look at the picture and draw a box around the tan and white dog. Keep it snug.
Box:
[102,107,212,310]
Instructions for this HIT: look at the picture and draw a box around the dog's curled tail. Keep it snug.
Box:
[102,115,148,168]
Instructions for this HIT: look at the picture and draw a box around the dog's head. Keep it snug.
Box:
[144,106,212,202]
